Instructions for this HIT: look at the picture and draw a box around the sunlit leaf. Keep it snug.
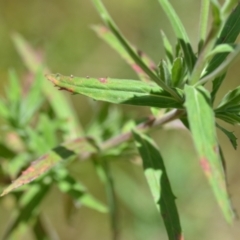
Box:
[46,73,183,109]
[184,85,235,223]
[133,130,183,240]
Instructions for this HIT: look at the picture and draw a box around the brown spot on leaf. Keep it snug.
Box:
[58,87,74,93]
[22,166,35,175]
[99,26,109,34]
[98,77,108,83]
[200,158,211,174]
[132,64,144,73]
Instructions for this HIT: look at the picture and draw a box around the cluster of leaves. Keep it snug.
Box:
[1,0,240,239]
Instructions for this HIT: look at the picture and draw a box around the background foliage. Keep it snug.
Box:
[0,0,240,239]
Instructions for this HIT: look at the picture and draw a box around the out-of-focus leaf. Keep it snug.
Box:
[157,0,196,72]
[92,25,156,82]
[54,168,108,213]
[93,159,118,237]
[33,216,52,240]
[217,124,237,150]
[222,0,239,19]
[132,130,183,240]
[11,32,83,139]
[184,85,235,223]
[207,3,240,74]
[0,137,98,196]
[2,178,51,240]
[3,154,29,179]
[7,69,21,103]
[0,143,16,159]
[20,69,44,125]
[46,73,183,109]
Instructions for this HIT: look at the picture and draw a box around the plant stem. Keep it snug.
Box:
[198,0,210,52]
[100,109,185,151]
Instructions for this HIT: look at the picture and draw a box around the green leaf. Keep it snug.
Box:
[217,124,237,149]
[46,73,183,109]
[160,30,174,63]
[215,112,240,125]
[205,3,240,99]
[157,0,196,71]
[206,44,235,59]
[0,137,98,196]
[12,33,83,139]
[93,159,118,237]
[215,85,240,112]
[33,215,52,240]
[2,178,51,240]
[20,69,44,126]
[91,0,181,101]
[54,168,108,213]
[171,57,185,87]
[132,130,183,240]
[198,0,210,52]
[7,69,21,103]
[184,85,235,223]
[0,142,16,159]
[92,25,156,82]
[158,60,171,86]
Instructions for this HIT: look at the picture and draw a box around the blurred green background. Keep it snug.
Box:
[0,0,240,239]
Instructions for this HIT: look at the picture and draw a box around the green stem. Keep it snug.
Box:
[195,44,240,86]
[198,0,210,52]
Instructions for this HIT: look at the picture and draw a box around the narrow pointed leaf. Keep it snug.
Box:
[184,85,235,223]
[0,137,97,196]
[206,44,235,59]
[92,25,156,82]
[161,30,174,63]
[46,73,183,109]
[217,124,237,149]
[198,0,210,52]
[54,168,108,213]
[93,159,118,238]
[215,85,240,112]
[2,179,51,240]
[12,33,83,139]
[208,3,240,74]
[158,59,171,86]
[204,3,240,99]
[157,0,196,71]
[33,216,52,240]
[133,130,183,240]
[215,112,240,125]
[91,0,181,101]
[171,57,184,87]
